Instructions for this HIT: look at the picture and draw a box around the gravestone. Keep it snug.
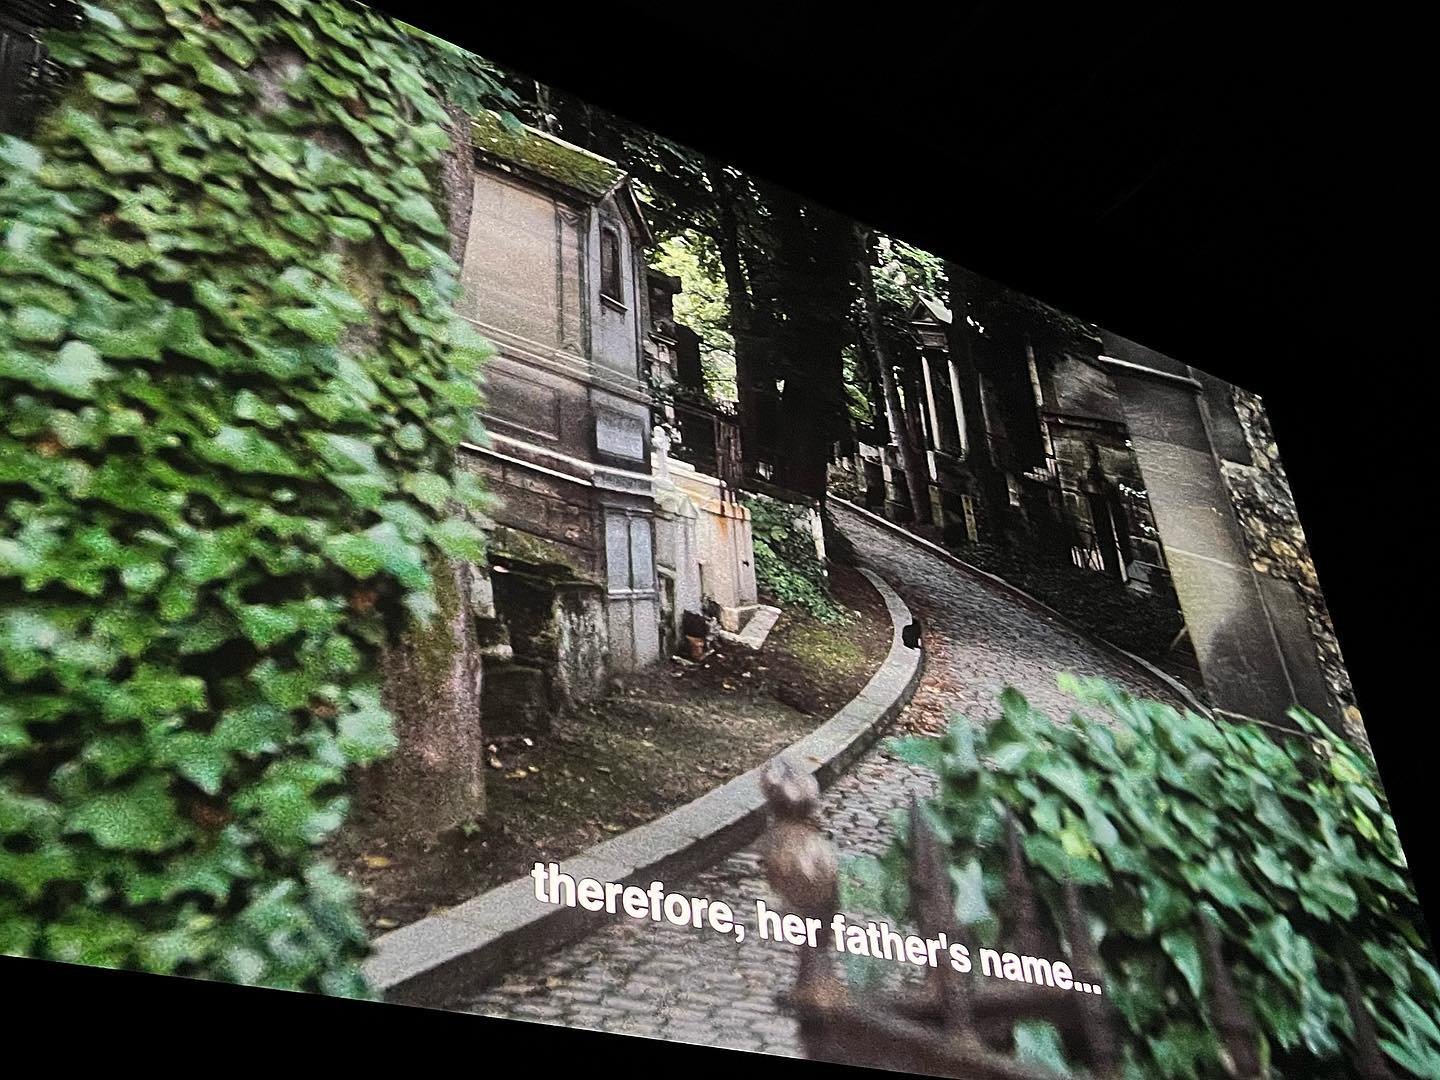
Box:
[1100,332,1336,728]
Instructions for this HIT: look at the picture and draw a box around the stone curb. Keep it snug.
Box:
[829,497,1213,718]
[363,567,922,1006]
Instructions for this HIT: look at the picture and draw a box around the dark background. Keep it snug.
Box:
[6,3,1421,1069]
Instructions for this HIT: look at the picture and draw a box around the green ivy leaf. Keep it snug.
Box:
[69,775,189,852]
[390,192,446,237]
[158,732,230,796]
[336,693,396,766]
[428,517,486,562]
[236,604,301,648]
[274,305,344,344]
[171,40,243,95]
[1160,928,1204,999]
[1014,1021,1071,1076]
[198,425,306,477]
[82,72,138,105]
[11,304,67,342]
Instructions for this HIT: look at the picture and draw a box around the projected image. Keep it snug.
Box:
[1,3,1434,1078]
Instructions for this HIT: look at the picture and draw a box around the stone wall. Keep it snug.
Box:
[670,462,759,627]
[1221,387,1367,750]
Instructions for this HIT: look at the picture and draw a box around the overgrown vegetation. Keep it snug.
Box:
[744,494,849,624]
[848,679,1440,1078]
[649,231,737,403]
[0,0,498,993]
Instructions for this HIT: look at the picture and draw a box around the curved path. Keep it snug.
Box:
[451,504,1180,1055]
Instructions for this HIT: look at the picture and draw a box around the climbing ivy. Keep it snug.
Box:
[849,680,1440,1078]
[0,0,497,994]
[744,493,849,624]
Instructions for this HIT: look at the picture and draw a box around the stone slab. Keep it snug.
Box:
[716,604,782,651]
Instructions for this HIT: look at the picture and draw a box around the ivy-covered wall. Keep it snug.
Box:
[745,492,846,623]
[0,0,494,992]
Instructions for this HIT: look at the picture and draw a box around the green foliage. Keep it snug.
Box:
[744,495,848,624]
[871,234,945,312]
[652,233,731,353]
[650,231,737,403]
[0,0,496,993]
[394,20,518,119]
[855,680,1439,1079]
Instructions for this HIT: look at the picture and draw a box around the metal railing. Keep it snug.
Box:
[757,757,1395,1079]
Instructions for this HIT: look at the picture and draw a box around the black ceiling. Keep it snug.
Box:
[381,3,1369,389]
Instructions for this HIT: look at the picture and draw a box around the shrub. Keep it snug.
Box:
[744,493,849,624]
[850,678,1440,1078]
[0,0,495,994]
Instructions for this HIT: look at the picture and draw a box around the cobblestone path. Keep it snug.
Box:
[452,505,1179,1055]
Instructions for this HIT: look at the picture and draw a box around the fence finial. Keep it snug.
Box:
[760,757,841,1009]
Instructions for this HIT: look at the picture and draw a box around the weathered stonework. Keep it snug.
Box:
[458,115,664,681]
[1221,387,1366,751]
[360,557,487,841]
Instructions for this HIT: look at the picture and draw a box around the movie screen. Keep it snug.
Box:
[1,4,1435,1078]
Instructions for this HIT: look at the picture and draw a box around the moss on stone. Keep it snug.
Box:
[489,525,598,583]
[470,108,623,200]
[412,556,466,686]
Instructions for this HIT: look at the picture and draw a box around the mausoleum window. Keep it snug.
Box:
[599,222,624,305]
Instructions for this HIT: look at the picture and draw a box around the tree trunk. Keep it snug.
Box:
[370,559,485,841]
[857,335,892,445]
[757,193,852,500]
[773,375,839,497]
[359,99,487,841]
[439,101,476,264]
[944,260,1009,539]
[857,225,931,526]
[709,165,761,470]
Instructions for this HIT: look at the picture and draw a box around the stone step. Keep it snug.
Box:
[714,604,782,652]
[475,616,513,662]
[718,603,759,634]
